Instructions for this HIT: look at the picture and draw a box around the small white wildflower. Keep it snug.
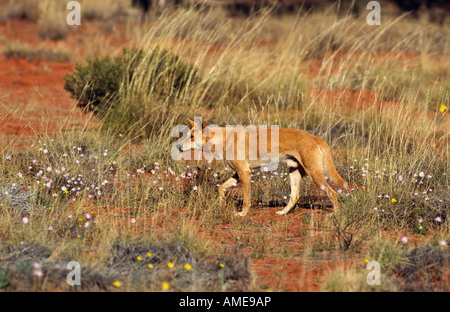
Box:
[33,269,43,278]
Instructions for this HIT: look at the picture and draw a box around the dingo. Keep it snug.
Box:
[176,118,348,216]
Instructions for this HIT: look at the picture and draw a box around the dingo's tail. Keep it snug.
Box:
[319,142,348,190]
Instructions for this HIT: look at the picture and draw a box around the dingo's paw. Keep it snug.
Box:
[276,210,287,215]
[235,211,247,217]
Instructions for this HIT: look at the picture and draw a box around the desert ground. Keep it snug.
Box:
[0,0,448,292]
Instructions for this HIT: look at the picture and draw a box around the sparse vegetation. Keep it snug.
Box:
[2,41,69,62]
[322,240,449,291]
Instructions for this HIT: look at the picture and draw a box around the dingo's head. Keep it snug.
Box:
[176,118,213,153]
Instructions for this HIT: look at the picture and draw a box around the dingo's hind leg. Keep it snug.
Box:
[307,169,340,212]
[277,166,305,215]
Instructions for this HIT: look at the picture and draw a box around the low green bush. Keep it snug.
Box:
[63,55,123,114]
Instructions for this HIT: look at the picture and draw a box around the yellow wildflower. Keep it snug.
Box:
[112,281,121,287]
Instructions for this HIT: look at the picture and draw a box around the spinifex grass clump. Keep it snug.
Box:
[123,47,199,98]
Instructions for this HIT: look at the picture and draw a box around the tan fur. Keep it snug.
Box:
[180,119,348,216]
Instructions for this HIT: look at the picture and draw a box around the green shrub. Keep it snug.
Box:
[63,55,124,114]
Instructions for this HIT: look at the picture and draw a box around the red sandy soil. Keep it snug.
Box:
[0,57,92,135]
[0,18,446,292]
[95,202,361,291]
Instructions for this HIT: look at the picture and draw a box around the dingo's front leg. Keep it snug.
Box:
[219,174,238,207]
[235,169,251,217]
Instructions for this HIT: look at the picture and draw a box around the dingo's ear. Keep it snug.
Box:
[187,118,207,129]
